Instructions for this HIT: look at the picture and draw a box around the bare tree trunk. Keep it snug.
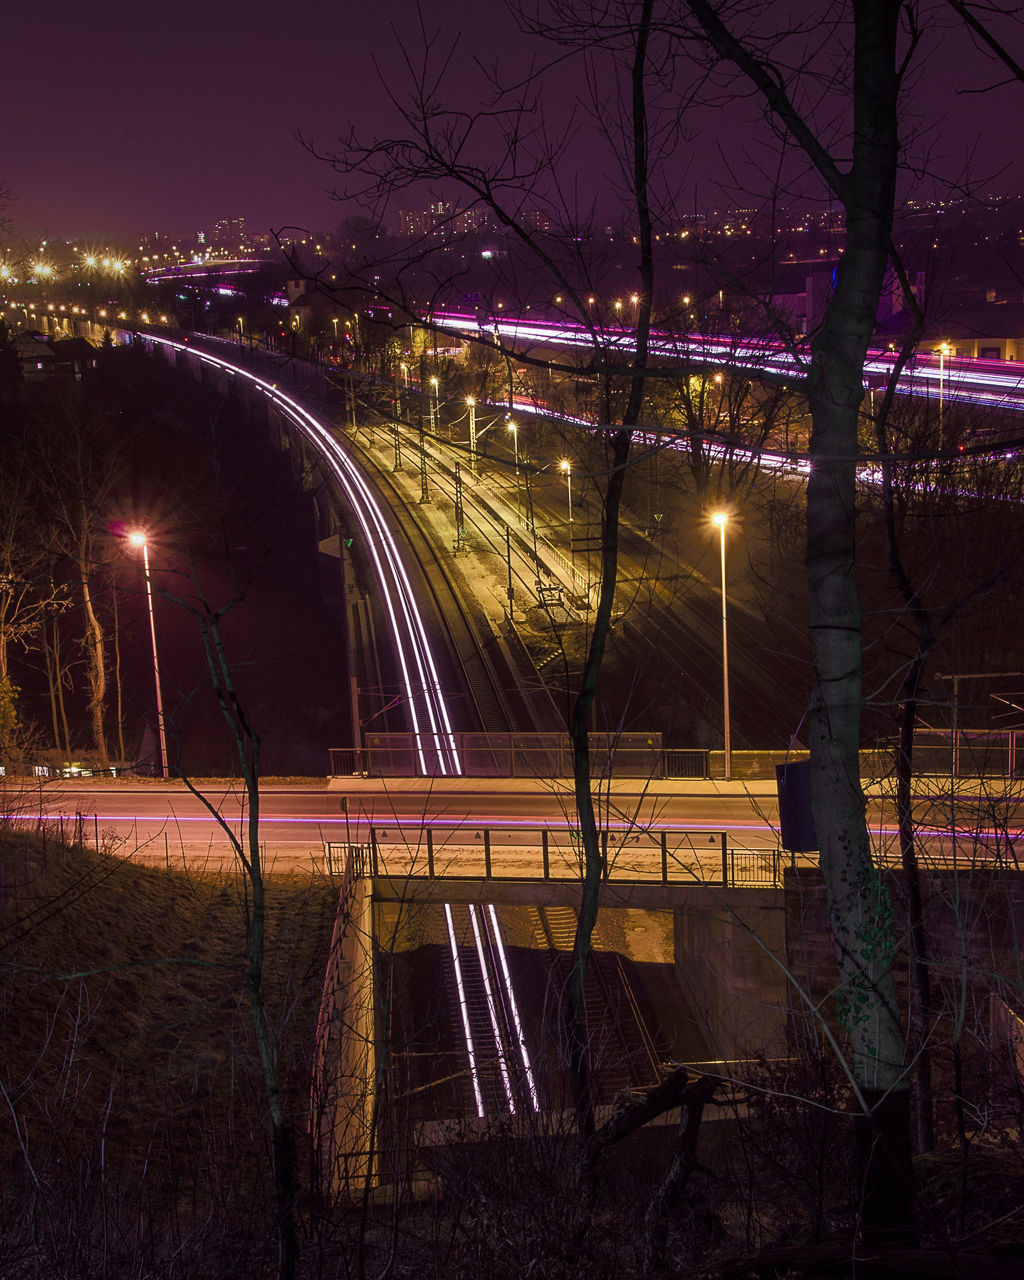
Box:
[566,0,655,1149]
[78,518,109,768]
[179,595,300,1280]
[43,616,72,756]
[895,676,935,1153]
[684,0,916,1242]
[803,2,914,1241]
[566,425,633,1144]
[640,1079,716,1275]
[111,584,126,768]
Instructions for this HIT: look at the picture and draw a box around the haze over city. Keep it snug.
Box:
[7,0,1024,241]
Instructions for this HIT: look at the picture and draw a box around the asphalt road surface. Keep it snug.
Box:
[6,777,1018,874]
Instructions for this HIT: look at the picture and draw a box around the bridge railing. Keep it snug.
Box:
[326,826,786,889]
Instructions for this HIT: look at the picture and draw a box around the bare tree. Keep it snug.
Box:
[299,0,1024,1253]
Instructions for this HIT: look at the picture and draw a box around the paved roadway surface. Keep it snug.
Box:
[5,776,1017,874]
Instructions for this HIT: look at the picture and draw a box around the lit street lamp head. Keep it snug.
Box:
[128,531,147,549]
[712,511,728,528]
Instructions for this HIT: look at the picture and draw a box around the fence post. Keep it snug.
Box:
[721,833,729,887]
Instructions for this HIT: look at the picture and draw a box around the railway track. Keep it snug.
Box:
[339,428,559,736]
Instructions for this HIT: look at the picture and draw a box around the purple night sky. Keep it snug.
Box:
[5,1,1024,243]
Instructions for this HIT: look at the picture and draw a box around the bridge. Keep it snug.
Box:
[142,257,279,284]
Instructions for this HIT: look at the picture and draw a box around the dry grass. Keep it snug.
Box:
[0,822,338,1276]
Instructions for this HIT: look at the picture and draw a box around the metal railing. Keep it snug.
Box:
[332,731,667,779]
[325,826,785,889]
[662,749,712,779]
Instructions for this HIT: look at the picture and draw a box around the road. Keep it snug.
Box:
[437,310,1024,417]
[8,778,1020,874]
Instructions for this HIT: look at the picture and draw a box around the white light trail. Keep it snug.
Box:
[468,902,516,1113]
[143,334,461,776]
[444,903,486,1119]
[435,310,1024,416]
[487,903,540,1112]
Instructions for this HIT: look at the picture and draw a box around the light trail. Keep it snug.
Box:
[25,805,1024,846]
[142,334,461,776]
[468,903,517,1112]
[444,903,486,1118]
[435,310,1024,417]
[487,903,541,1112]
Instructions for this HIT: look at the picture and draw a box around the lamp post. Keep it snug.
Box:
[560,459,573,551]
[467,397,478,475]
[938,342,950,442]
[429,376,439,435]
[506,418,519,477]
[128,532,168,778]
[712,512,732,781]
[507,418,520,513]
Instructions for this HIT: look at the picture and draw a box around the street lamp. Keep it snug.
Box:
[128,532,168,778]
[429,376,439,435]
[711,512,732,781]
[938,342,950,441]
[467,396,478,474]
[560,458,573,550]
[506,418,519,476]
[507,418,520,513]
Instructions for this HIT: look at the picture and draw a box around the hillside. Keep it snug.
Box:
[0,819,337,1277]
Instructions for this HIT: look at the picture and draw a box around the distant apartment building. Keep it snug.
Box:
[396,202,491,238]
[399,203,487,238]
[398,203,559,237]
[518,208,554,232]
[199,217,252,256]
